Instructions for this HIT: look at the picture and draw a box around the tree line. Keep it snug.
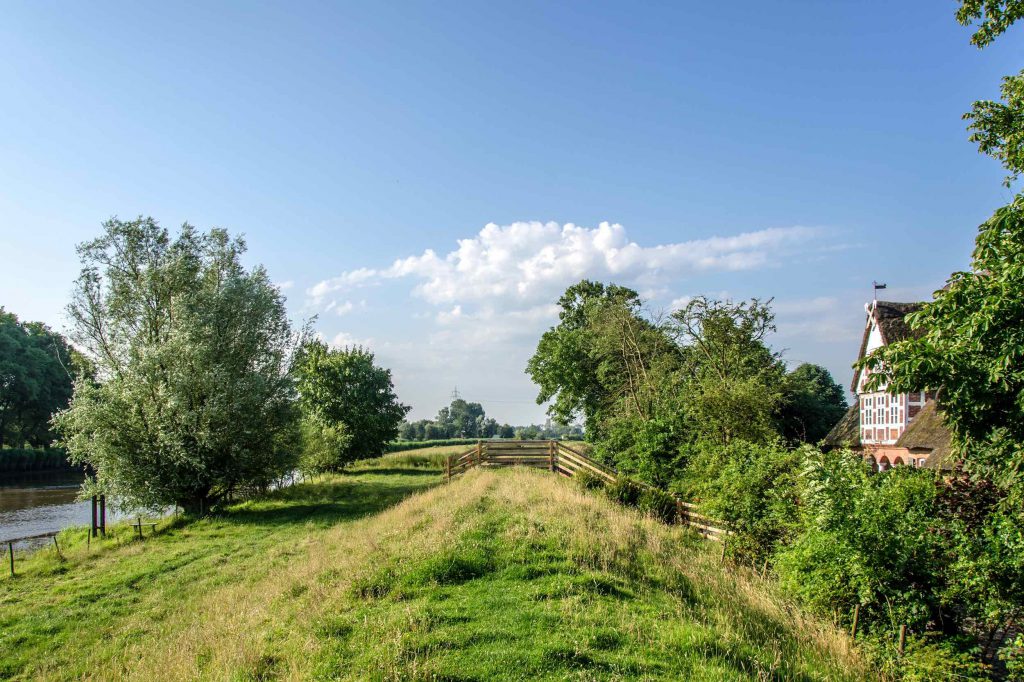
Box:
[0,308,89,450]
[397,398,583,441]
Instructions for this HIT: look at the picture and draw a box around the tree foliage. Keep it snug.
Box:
[0,309,78,448]
[55,218,300,512]
[956,0,1024,47]
[778,363,848,444]
[295,340,409,468]
[666,296,784,446]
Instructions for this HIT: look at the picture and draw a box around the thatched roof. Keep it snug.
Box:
[896,400,955,470]
[851,301,926,392]
[821,404,861,450]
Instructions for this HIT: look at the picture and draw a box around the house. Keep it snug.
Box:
[822,299,953,470]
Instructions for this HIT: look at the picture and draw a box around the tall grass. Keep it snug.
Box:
[0,460,871,680]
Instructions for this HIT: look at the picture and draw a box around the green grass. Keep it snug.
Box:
[370,444,472,468]
[0,458,870,681]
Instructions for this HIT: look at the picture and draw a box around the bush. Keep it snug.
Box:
[606,477,644,507]
[775,449,946,634]
[895,633,987,681]
[638,486,678,523]
[677,439,800,564]
[0,447,74,473]
[574,470,607,491]
[299,418,353,475]
[1003,633,1024,682]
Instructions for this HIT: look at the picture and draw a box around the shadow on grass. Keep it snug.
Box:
[222,473,441,529]
[345,467,443,477]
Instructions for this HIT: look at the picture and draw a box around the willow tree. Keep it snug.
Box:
[55,218,300,512]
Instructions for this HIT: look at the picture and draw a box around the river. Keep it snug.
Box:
[0,472,116,548]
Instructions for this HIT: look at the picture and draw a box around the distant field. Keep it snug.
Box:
[0,458,869,681]
[372,444,473,468]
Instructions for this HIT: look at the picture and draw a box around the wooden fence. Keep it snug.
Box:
[445,440,729,540]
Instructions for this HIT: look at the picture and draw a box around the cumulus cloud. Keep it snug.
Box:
[324,300,357,316]
[307,221,820,310]
[305,221,829,421]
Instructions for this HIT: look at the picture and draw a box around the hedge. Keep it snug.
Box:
[0,447,76,473]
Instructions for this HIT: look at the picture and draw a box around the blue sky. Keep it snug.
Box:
[0,1,1018,424]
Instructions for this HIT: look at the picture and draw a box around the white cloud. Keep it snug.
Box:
[668,295,693,311]
[275,280,294,291]
[308,221,820,311]
[308,268,378,304]
[328,331,373,349]
[305,220,829,422]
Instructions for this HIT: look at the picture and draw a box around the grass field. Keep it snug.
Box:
[0,453,870,681]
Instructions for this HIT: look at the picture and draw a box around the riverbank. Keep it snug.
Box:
[0,452,870,680]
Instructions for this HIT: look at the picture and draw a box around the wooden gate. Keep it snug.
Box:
[444,440,729,540]
[444,440,616,482]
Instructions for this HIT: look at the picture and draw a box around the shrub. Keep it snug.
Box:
[606,477,644,508]
[775,449,946,634]
[638,486,678,524]
[574,470,606,491]
[895,633,987,682]
[0,447,75,473]
[677,439,800,564]
[1003,633,1024,682]
[299,418,353,475]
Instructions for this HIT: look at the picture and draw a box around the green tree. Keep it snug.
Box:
[527,280,648,437]
[0,309,76,448]
[957,0,1024,48]
[437,398,485,438]
[778,363,848,444]
[299,418,353,475]
[295,340,409,466]
[55,218,300,512]
[666,296,785,446]
[858,197,1024,627]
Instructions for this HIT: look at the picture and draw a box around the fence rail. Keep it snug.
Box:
[445,440,730,539]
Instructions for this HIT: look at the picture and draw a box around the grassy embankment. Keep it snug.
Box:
[0,446,870,681]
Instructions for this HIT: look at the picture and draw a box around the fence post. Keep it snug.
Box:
[476,441,482,467]
[549,441,555,472]
[100,495,106,536]
[851,604,860,639]
[52,536,63,560]
[91,495,98,538]
[136,518,143,541]
[898,624,907,656]
[8,541,13,577]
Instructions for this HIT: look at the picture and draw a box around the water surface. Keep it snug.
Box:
[0,472,108,547]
